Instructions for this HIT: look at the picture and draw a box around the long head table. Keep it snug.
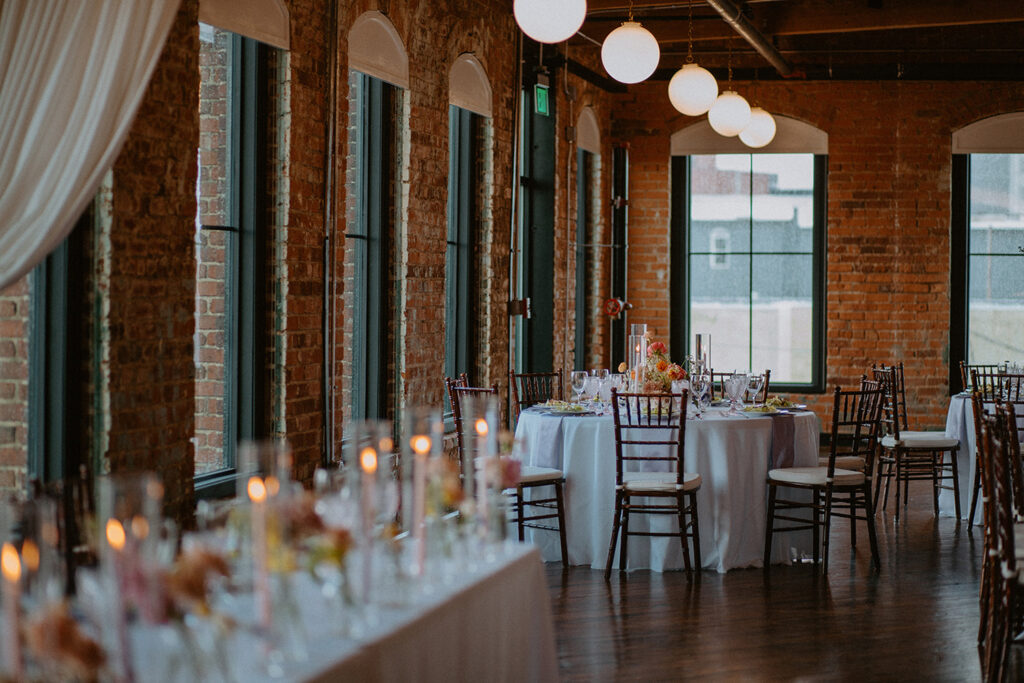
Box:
[514,405,821,573]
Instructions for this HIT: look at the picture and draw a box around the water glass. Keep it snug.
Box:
[571,370,588,404]
[746,373,766,405]
[725,373,748,414]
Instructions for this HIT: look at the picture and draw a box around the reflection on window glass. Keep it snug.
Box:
[688,154,817,384]
[967,154,1024,363]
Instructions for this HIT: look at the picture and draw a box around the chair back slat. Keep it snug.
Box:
[971,369,1024,402]
[981,409,1019,579]
[961,361,1003,393]
[708,369,771,403]
[826,381,884,481]
[610,389,688,486]
[509,371,562,424]
[445,379,498,476]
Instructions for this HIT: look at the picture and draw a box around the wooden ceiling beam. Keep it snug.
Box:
[758,0,1024,36]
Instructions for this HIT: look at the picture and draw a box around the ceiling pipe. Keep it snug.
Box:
[703,0,795,77]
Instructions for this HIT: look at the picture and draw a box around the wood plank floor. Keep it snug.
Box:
[545,481,983,681]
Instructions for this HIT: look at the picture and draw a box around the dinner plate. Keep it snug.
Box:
[548,408,595,416]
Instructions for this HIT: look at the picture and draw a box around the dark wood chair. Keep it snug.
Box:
[977,404,1024,682]
[967,369,1024,527]
[447,377,569,565]
[959,361,1003,394]
[604,388,701,580]
[764,382,884,575]
[872,363,961,522]
[509,371,563,426]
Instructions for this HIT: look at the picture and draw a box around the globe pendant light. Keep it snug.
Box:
[667,3,718,116]
[739,107,777,148]
[668,64,718,116]
[709,91,751,136]
[514,0,587,44]
[601,21,660,84]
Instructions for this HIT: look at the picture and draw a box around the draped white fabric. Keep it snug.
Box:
[0,0,181,290]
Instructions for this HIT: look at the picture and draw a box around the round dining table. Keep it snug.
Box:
[514,404,821,573]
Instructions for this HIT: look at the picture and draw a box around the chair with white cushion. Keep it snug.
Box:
[446,378,569,565]
[605,388,700,580]
[872,363,961,522]
[764,382,884,575]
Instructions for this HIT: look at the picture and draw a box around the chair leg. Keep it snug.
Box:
[763,484,777,569]
[950,447,961,521]
[619,496,631,574]
[931,451,940,515]
[516,485,525,542]
[881,460,893,511]
[862,484,881,571]
[604,491,622,581]
[812,489,821,567]
[850,492,857,548]
[822,487,833,575]
[554,480,568,566]
[895,454,903,524]
[968,458,982,529]
[677,492,692,575]
[689,490,702,571]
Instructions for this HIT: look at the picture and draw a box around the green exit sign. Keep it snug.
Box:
[534,84,549,116]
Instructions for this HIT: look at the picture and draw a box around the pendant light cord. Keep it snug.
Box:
[685,0,694,64]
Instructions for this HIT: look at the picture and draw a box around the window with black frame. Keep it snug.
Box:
[952,153,1024,370]
[194,23,269,492]
[675,153,826,391]
[445,105,478,385]
[347,72,401,422]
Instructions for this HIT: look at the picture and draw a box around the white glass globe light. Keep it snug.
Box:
[739,107,777,148]
[601,22,661,84]
[708,91,752,137]
[667,63,719,116]
[514,0,587,44]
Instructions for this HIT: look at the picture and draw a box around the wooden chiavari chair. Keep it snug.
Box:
[872,363,961,521]
[509,371,562,427]
[605,388,701,580]
[968,369,1024,528]
[764,382,884,575]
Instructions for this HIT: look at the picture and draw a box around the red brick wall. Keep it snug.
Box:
[0,278,28,494]
[104,0,199,520]
[612,79,1024,428]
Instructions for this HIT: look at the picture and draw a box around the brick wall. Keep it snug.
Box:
[612,79,1024,428]
[103,0,200,521]
[0,278,28,495]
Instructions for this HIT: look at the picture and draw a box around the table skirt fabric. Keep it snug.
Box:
[942,393,977,520]
[514,408,820,573]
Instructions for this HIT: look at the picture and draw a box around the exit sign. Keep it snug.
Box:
[534,84,549,116]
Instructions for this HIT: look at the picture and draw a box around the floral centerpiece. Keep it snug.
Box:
[642,340,687,393]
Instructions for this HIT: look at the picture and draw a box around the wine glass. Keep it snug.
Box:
[584,375,602,408]
[571,370,588,404]
[725,373,747,414]
[689,372,709,418]
[746,373,766,406]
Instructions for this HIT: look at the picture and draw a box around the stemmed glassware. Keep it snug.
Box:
[689,371,709,418]
[584,374,602,409]
[570,371,588,404]
[725,373,748,414]
[746,373,766,406]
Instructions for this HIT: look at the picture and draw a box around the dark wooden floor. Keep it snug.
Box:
[545,481,983,681]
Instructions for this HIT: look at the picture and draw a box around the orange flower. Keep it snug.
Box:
[656,359,669,372]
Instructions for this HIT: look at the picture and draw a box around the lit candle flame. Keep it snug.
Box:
[361,447,378,474]
[247,476,267,503]
[130,515,150,540]
[411,435,431,455]
[20,540,39,573]
[0,544,20,582]
[474,419,489,436]
[105,519,126,551]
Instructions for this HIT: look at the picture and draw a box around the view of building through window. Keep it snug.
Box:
[967,153,1024,364]
[688,154,817,384]
[194,23,235,476]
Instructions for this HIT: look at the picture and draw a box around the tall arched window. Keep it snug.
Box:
[950,113,1024,389]
[346,12,408,421]
[670,116,828,390]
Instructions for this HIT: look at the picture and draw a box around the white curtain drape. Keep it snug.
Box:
[0,0,181,290]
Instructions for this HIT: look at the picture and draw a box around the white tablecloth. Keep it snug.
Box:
[514,406,821,573]
[126,545,558,682]
[941,393,975,520]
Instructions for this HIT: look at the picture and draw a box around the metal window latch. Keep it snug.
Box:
[507,298,531,319]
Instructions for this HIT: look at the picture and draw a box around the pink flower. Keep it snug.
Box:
[647,341,667,357]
